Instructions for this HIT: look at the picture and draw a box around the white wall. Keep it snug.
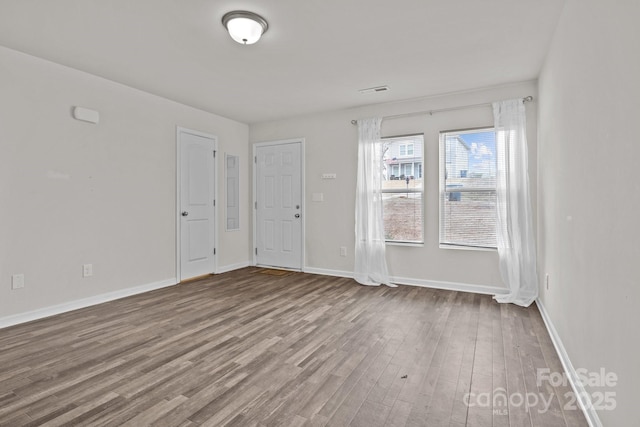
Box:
[0,46,250,319]
[250,81,537,292]
[537,0,640,425]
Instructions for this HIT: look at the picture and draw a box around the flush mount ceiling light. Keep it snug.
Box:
[222,10,268,45]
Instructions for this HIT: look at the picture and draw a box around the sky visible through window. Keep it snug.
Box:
[459,131,496,178]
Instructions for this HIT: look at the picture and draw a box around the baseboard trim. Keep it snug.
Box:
[303,267,353,278]
[0,265,506,333]
[302,267,507,296]
[217,261,251,274]
[390,275,507,296]
[536,299,602,427]
[0,278,177,330]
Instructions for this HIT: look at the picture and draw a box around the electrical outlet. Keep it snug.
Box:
[83,264,93,277]
[340,246,347,257]
[545,273,550,290]
[11,274,25,290]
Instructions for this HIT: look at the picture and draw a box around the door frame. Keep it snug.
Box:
[252,138,305,270]
[176,126,218,281]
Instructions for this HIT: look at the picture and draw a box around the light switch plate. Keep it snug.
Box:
[11,274,25,289]
[83,264,93,277]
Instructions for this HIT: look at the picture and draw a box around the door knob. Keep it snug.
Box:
[295,213,300,218]
[181,211,189,217]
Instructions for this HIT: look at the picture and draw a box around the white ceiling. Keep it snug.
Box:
[0,0,565,124]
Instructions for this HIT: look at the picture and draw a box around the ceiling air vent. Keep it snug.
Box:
[358,85,390,94]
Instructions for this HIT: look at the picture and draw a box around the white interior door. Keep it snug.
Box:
[179,129,216,280]
[255,141,303,270]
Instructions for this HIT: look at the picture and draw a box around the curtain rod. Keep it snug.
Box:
[350,95,533,125]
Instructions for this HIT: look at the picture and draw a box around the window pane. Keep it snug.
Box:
[383,136,423,186]
[383,192,423,242]
[383,134,424,243]
[440,128,497,248]
[444,131,496,186]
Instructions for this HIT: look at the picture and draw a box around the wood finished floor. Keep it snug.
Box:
[0,268,588,427]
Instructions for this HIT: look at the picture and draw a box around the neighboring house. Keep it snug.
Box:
[383,139,423,180]
[444,135,470,179]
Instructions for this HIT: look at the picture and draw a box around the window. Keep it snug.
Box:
[399,143,414,157]
[382,134,424,243]
[439,128,497,249]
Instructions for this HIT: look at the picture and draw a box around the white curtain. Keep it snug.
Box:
[354,117,394,287]
[493,99,538,307]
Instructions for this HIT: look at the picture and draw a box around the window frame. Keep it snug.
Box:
[382,133,425,245]
[438,126,498,251]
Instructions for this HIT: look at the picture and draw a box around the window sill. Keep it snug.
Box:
[386,241,424,248]
[439,244,497,252]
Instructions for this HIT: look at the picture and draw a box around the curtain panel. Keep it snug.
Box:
[354,117,394,287]
[493,99,539,307]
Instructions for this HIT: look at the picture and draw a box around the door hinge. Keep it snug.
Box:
[213,151,216,158]
[214,248,216,255]
[255,248,258,255]
[254,201,257,209]
[213,199,216,206]
[254,156,257,163]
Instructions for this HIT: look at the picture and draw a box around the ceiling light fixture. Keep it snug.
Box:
[222,11,268,45]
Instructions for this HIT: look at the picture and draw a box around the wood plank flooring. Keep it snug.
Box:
[0,268,588,426]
